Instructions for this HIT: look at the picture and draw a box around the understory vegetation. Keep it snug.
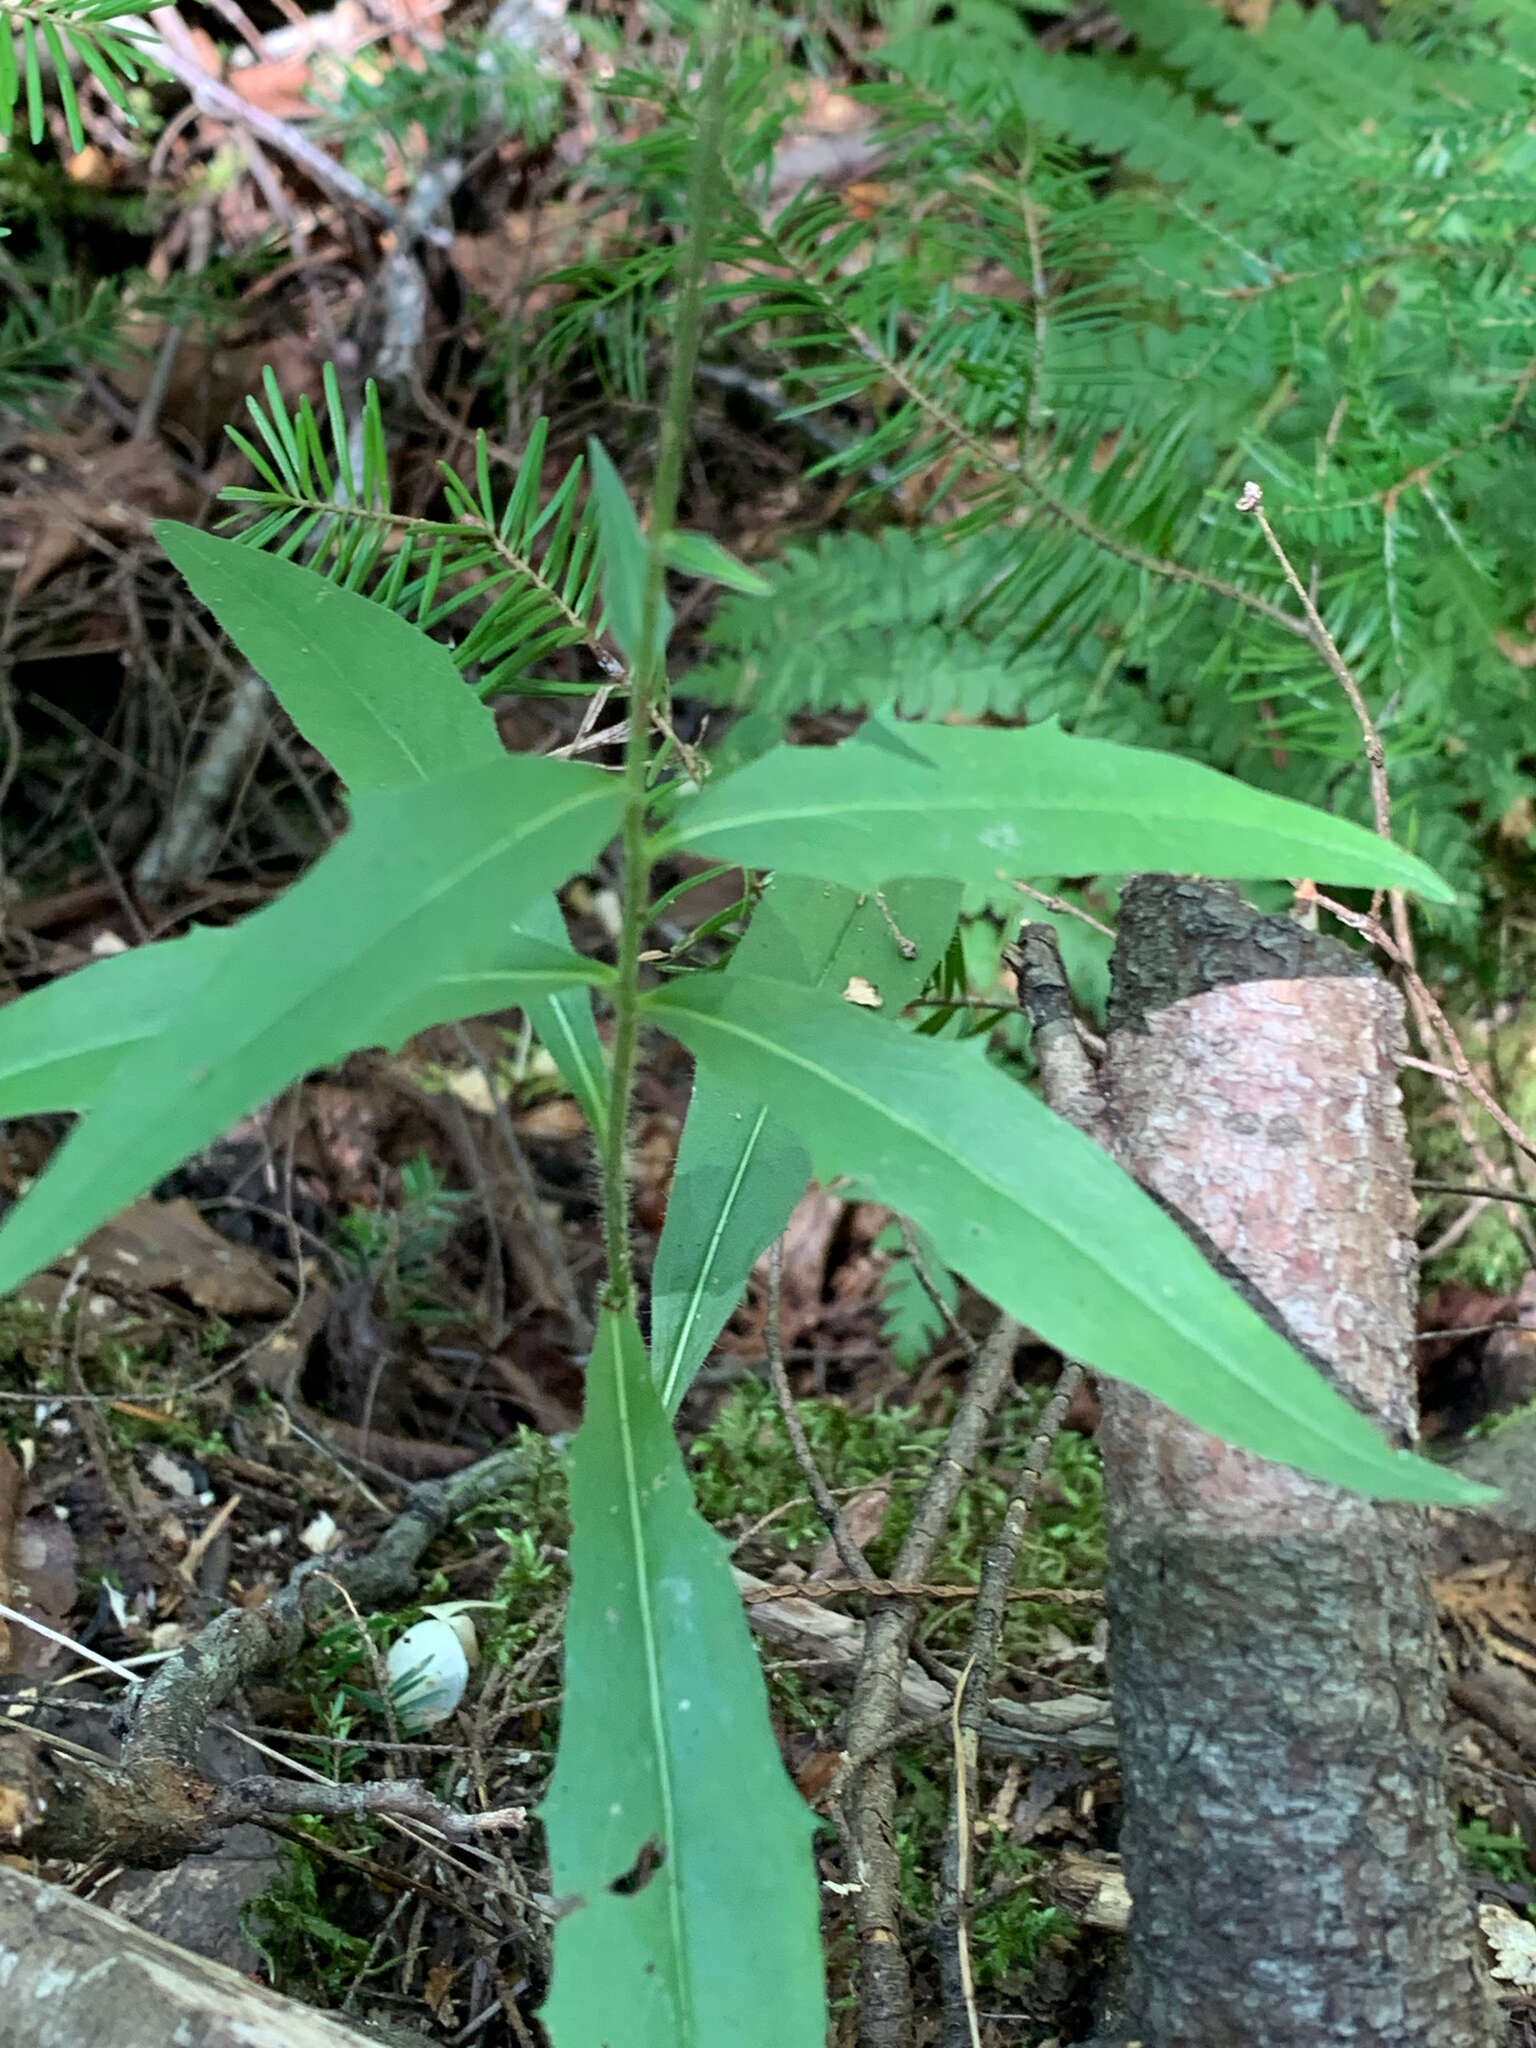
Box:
[6,0,1536,2042]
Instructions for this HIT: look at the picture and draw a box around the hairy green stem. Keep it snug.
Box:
[599,3,738,1315]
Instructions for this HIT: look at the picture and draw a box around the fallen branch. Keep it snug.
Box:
[23,1443,536,1866]
[146,7,449,243]
[737,1566,1112,1756]
[835,1314,1021,2048]
[934,1355,1086,2048]
[0,1863,403,2048]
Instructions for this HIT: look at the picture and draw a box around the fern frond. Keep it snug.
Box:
[220,365,616,695]
[1118,0,1430,144]
[872,1221,957,1370]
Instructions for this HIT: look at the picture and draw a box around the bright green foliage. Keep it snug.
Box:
[541,1309,826,2048]
[4,24,1523,2007]
[646,970,1483,1505]
[157,522,503,792]
[651,872,961,1409]
[1458,1817,1536,1892]
[155,524,612,1125]
[223,367,610,697]
[662,529,771,595]
[0,926,607,1123]
[305,23,561,183]
[0,756,619,1293]
[587,436,673,665]
[217,373,774,694]
[0,928,229,1117]
[694,1377,1104,1636]
[0,274,125,416]
[665,717,1455,902]
[513,892,611,1142]
[686,529,1044,722]
[336,1153,472,1326]
[243,1842,373,1995]
[589,0,1536,923]
[1,0,159,153]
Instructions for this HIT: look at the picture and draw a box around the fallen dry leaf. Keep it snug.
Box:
[755,1185,842,1348]
[0,1438,79,1679]
[4,431,201,597]
[106,321,316,454]
[229,54,317,120]
[810,1484,889,1580]
[517,1097,591,1140]
[452,205,629,321]
[79,1198,291,1317]
[1437,1559,1536,1677]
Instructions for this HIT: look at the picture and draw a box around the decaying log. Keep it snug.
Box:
[0,1861,401,2048]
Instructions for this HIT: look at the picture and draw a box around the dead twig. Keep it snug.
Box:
[1311,888,1536,1262]
[25,1441,538,1867]
[133,664,271,895]
[450,1023,593,1352]
[737,1570,1112,1757]
[764,1238,879,1587]
[840,1313,1023,2048]
[944,1658,983,2048]
[739,1578,1101,1607]
[897,1217,978,1363]
[146,7,449,244]
[208,1775,527,1841]
[1238,485,1536,1274]
[1415,1179,1536,1211]
[934,1357,1085,2048]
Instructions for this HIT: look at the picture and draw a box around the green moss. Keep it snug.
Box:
[249,1392,1104,2015]
[690,1379,1105,1658]
[242,1833,376,1996]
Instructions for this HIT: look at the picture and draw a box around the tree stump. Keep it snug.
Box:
[1097,877,1491,2047]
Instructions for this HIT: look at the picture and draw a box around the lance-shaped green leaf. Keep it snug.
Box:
[659,717,1456,904]
[0,928,228,1118]
[587,440,672,665]
[0,929,608,1121]
[512,893,610,1142]
[377,941,614,1052]
[651,874,961,1410]
[541,1308,825,2048]
[0,756,622,1296]
[157,521,611,1131]
[156,521,500,791]
[644,972,1489,1505]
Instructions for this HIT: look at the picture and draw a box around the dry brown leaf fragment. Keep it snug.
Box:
[809,1485,889,1580]
[0,1439,79,1680]
[79,1199,291,1317]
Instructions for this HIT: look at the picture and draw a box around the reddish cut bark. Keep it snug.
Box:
[1098,877,1491,2048]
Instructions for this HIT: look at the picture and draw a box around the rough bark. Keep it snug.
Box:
[1097,877,1491,2048]
[0,1862,397,2048]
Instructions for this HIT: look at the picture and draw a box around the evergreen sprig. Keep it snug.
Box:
[199,0,1536,922]
[1,0,160,155]
[592,0,1536,926]
[222,366,615,696]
